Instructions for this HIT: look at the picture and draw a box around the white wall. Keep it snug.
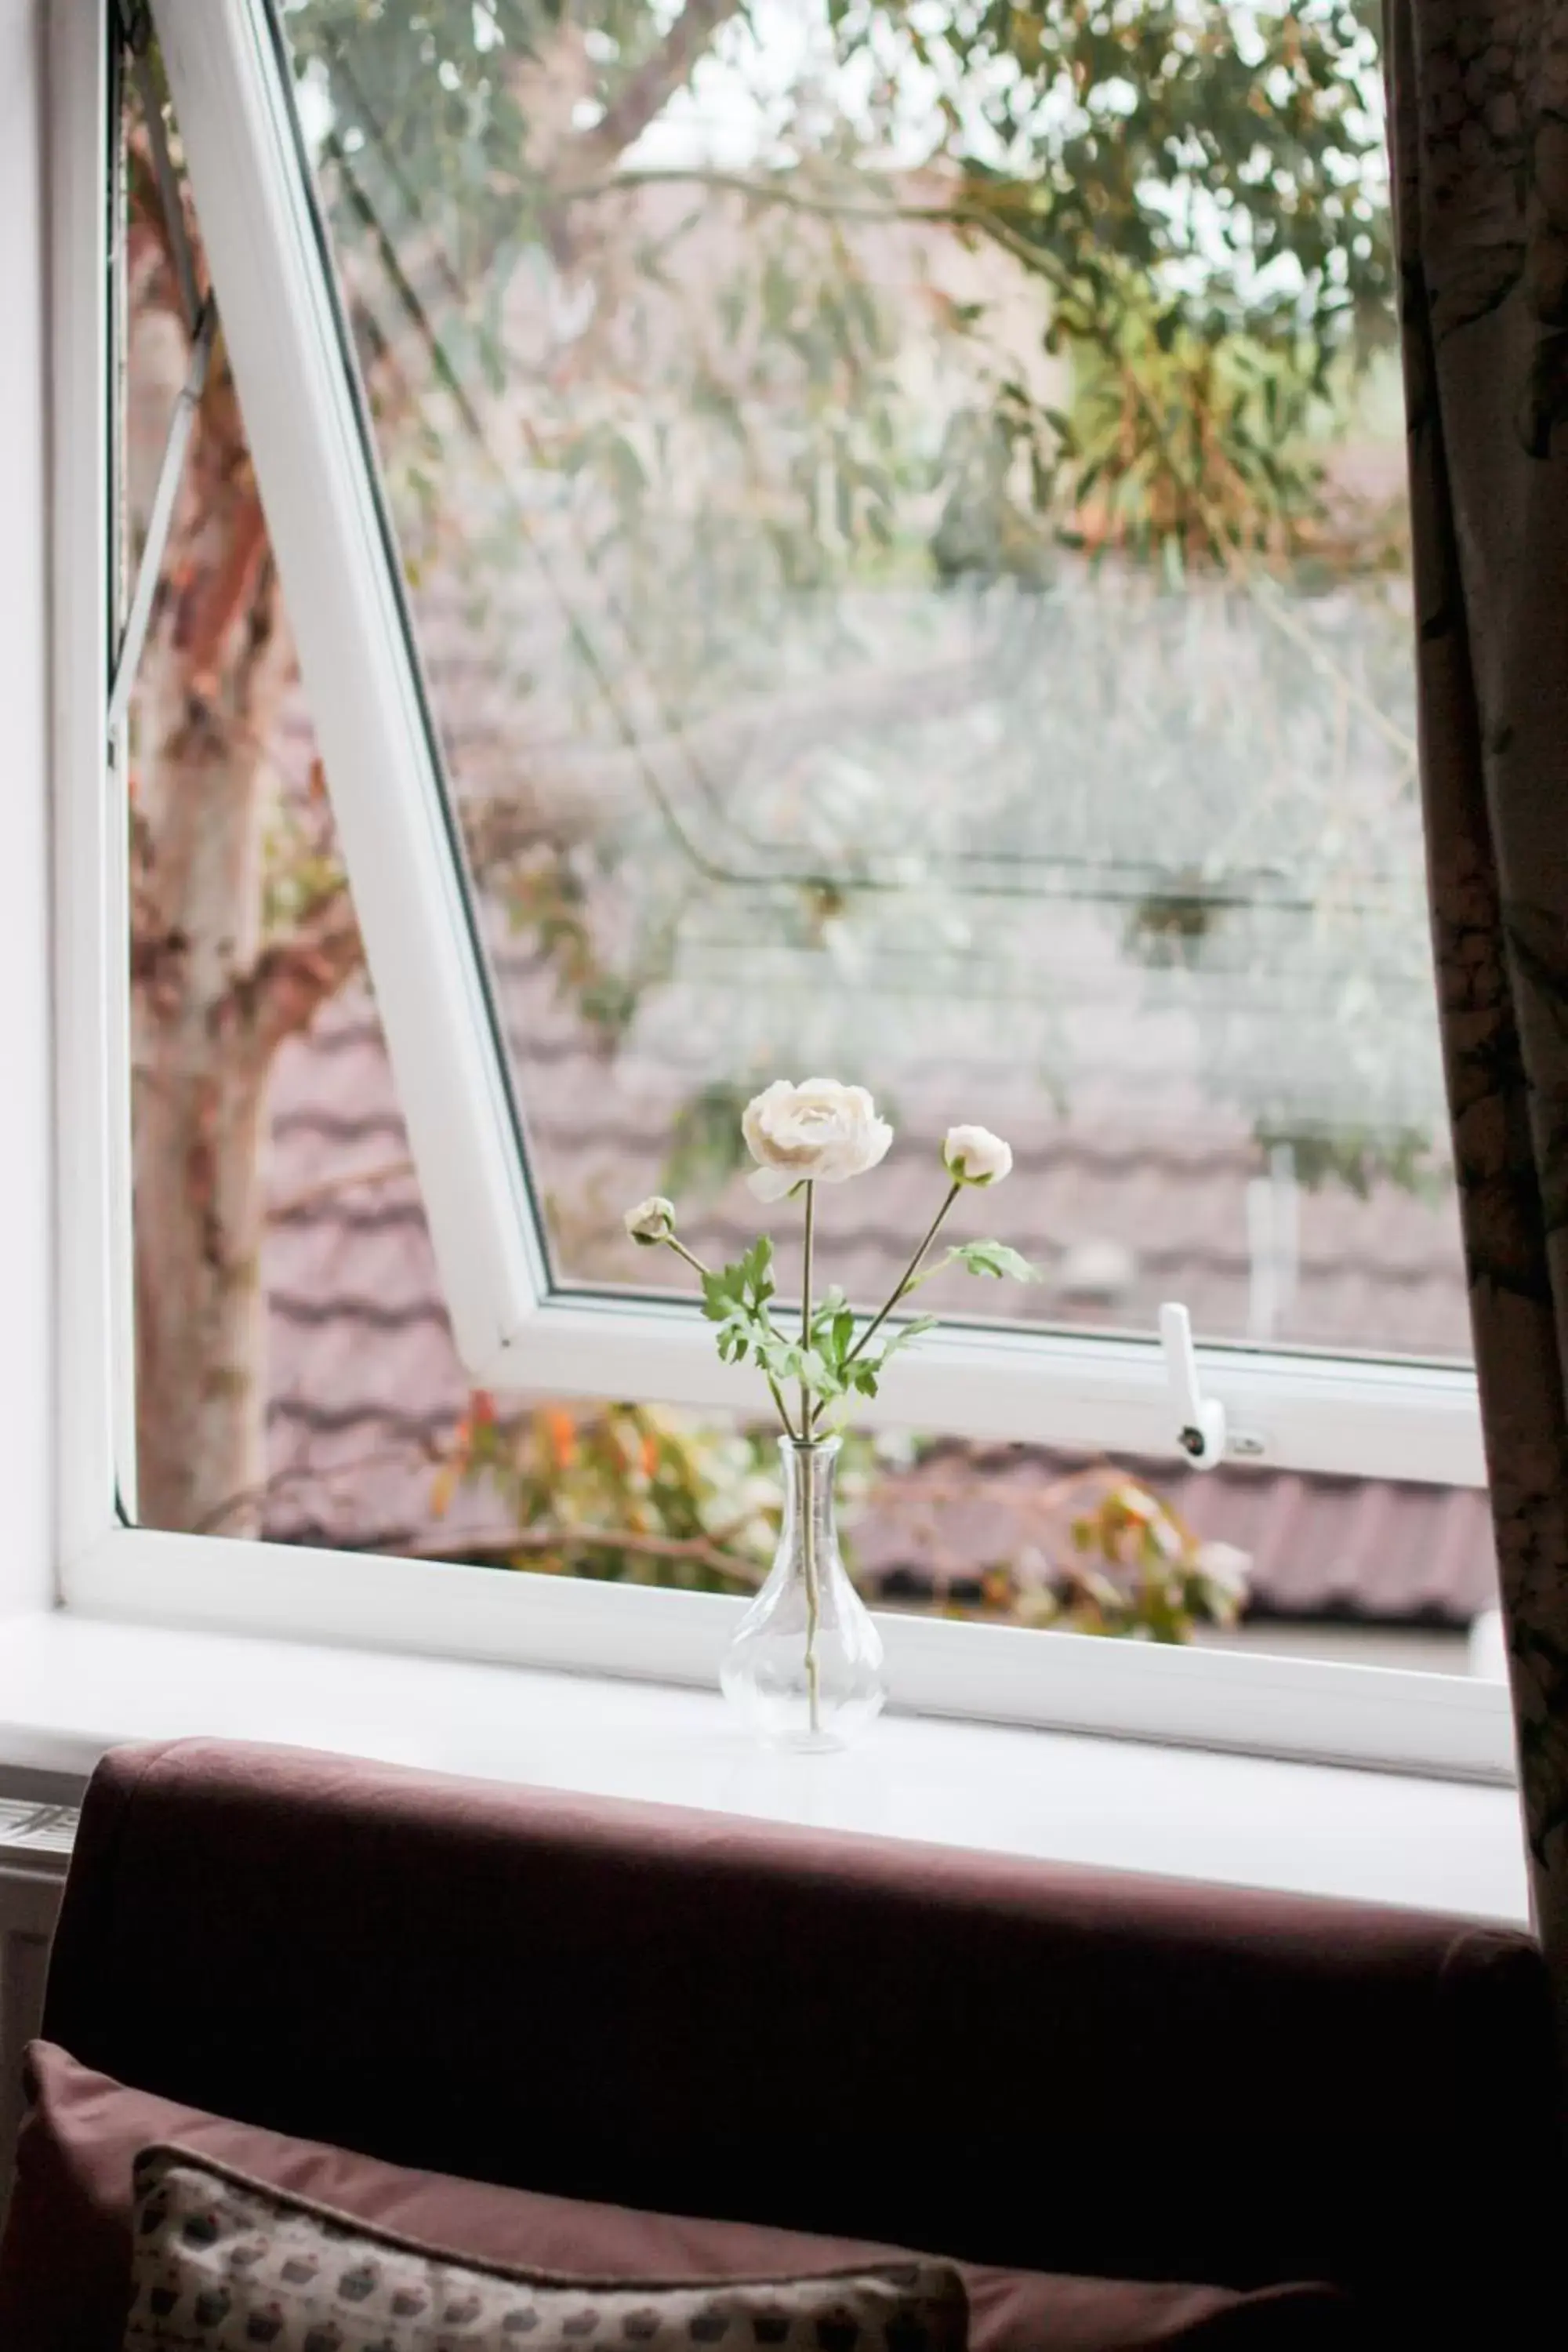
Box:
[0,0,53,1617]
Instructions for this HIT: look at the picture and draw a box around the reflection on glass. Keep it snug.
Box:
[281,0,1464,1360]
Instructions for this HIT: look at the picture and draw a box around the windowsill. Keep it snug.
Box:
[0,1609,1528,1924]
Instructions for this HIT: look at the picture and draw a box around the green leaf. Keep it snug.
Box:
[807,1287,861,1380]
[886,1312,940,1351]
[739,1235,775,1303]
[699,1269,734,1323]
[943,1240,1040,1284]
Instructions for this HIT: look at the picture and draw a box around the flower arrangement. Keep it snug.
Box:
[626,1078,1036,1747]
[625,1078,1034,1443]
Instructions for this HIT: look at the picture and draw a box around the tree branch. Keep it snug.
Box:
[178,490,271,686]
[223,886,365,1065]
[560,0,746,181]
[426,1521,765,1585]
[269,1156,415,1227]
[543,165,1413,762]
[202,1455,765,1586]
[191,1443,443,1537]
[551,162,1063,280]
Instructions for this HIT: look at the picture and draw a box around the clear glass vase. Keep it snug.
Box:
[720,1436,887,1751]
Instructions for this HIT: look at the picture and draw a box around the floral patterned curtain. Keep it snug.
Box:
[1388,0,1568,2045]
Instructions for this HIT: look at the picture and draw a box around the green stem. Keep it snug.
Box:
[800,1183,821,1734]
[841,1181,962,1372]
[800,1441,822,1738]
[799,1181,815,1440]
[662,1235,711,1278]
[766,1376,800,1446]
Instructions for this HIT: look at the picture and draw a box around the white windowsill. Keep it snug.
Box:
[0,1610,1529,1925]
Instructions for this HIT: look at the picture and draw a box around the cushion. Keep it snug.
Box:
[122,2148,968,2352]
[0,2044,1355,2352]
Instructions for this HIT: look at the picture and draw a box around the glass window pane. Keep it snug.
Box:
[122,21,1495,1699]
[278,0,1465,1365]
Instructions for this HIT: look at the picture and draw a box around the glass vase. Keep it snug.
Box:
[720,1436,887,1751]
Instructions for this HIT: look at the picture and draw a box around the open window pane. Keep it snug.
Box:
[274,0,1465,1367]
[118,31,1498,1659]
[104,14,1504,1773]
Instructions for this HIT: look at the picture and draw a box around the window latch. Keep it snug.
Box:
[1158,1301,1227,1471]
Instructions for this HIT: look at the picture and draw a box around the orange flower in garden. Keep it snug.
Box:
[542,1406,576,1472]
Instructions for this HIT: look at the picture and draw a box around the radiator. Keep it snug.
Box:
[0,1801,73,2225]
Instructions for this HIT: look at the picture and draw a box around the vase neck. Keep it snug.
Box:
[776,1437,841,1554]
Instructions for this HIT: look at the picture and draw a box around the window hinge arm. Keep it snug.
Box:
[129,49,204,336]
[107,296,216,744]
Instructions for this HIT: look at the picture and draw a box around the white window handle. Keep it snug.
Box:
[1158,1301,1227,1470]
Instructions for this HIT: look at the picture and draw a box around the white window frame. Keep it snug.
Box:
[50,0,1515,1784]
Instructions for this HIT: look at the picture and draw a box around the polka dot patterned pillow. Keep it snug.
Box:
[122,2149,970,2352]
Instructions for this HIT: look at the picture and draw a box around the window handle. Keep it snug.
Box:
[1158,1301,1228,1471]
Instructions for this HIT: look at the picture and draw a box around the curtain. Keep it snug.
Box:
[1388,0,1568,2046]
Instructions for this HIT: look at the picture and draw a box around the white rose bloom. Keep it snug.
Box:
[624,1195,677,1246]
[742,1077,893,1203]
[943,1124,1014,1187]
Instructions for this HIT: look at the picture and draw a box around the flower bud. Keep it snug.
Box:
[943,1124,1013,1187]
[624,1195,677,1246]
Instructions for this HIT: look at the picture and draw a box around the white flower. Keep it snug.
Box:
[1196,1541,1251,1603]
[624,1195,677,1246]
[742,1077,893,1203]
[943,1124,1013,1187]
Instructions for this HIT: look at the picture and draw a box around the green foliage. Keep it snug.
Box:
[1122,880,1225,968]
[659,1080,757,1201]
[1253,1120,1446,1203]
[953,1470,1247,1642]
[433,1395,775,1592]
[1058,307,1330,565]
[260,781,347,939]
[274,0,1437,1266]
[691,1218,1034,1429]
[693,1242,934,1414]
[434,1393,883,1591]
[837,0,1390,347]
[809,1287,939,1418]
[285,0,1392,623]
[1044,1477,1246,1642]
[498,847,649,1044]
[699,1236,782,1367]
[436,1396,1238,1646]
[922,1240,1039,1287]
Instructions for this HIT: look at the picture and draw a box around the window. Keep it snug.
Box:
[55,0,1512,1779]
